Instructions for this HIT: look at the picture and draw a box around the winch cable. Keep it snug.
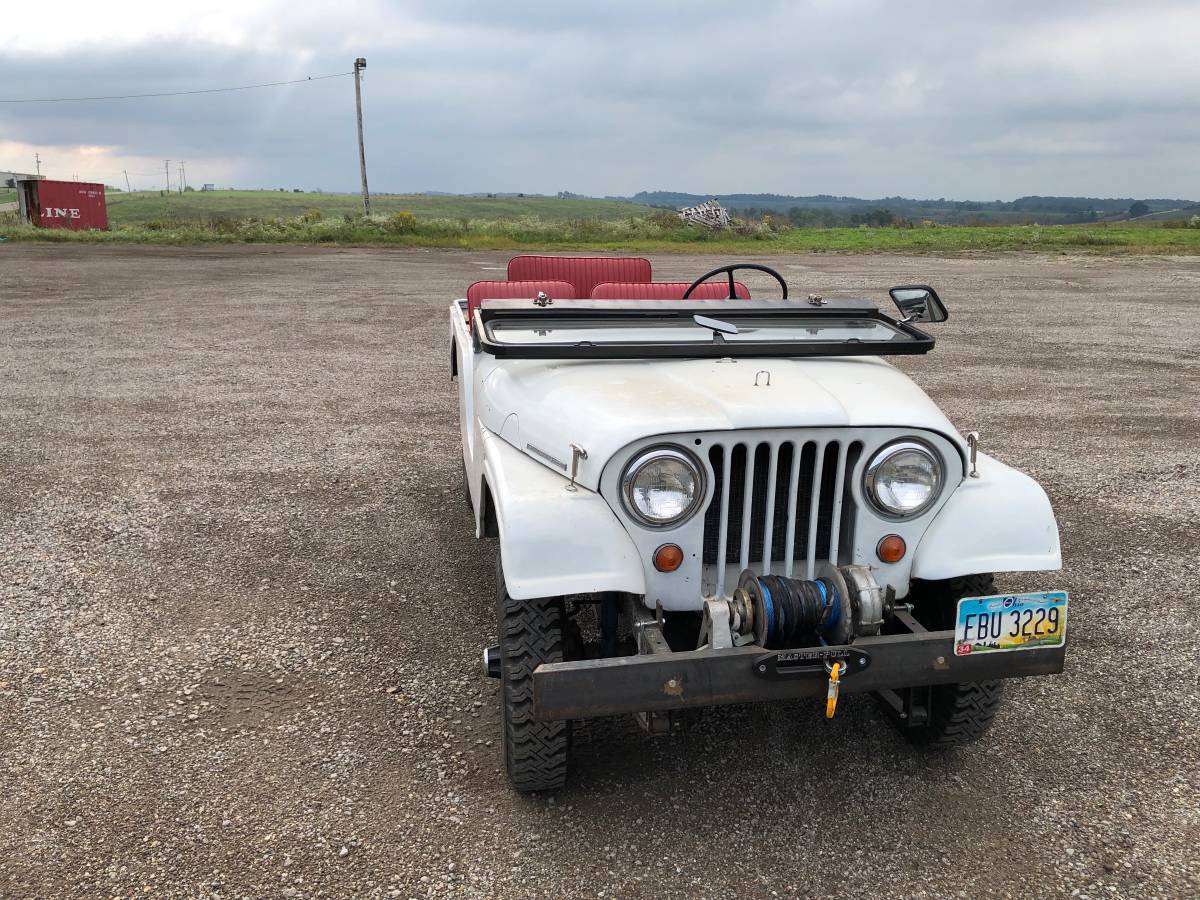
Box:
[757,575,842,646]
[758,579,778,646]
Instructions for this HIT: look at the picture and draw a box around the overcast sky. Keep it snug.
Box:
[3,0,1199,199]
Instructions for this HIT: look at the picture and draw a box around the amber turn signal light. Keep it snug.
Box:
[653,543,685,572]
[876,534,907,563]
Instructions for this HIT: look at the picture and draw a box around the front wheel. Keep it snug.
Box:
[460,454,473,511]
[495,556,571,791]
[892,574,1005,748]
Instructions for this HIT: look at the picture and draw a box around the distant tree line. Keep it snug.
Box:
[627,190,1191,225]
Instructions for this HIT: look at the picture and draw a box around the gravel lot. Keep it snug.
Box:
[1,244,1197,899]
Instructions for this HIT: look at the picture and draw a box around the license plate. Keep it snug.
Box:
[954,591,1068,656]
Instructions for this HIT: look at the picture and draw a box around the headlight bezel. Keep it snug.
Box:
[863,439,944,519]
[620,445,706,529]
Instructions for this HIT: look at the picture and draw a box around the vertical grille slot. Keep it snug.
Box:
[728,444,747,563]
[703,435,863,596]
[837,442,863,565]
[702,445,730,573]
[786,441,816,575]
[813,442,842,570]
[766,441,795,574]
[743,443,769,571]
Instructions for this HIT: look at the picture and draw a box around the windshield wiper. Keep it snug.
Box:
[693,314,739,343]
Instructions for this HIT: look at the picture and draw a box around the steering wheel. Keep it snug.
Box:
[681,263,789,300]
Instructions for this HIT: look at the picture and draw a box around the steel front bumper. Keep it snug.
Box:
[531,629,1066,722]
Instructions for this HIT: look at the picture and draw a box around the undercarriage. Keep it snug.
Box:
[487,565,1066,790]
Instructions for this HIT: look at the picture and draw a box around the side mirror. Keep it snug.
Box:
[889,285,948,324]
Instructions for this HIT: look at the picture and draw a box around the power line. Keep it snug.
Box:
[0,71,353,104]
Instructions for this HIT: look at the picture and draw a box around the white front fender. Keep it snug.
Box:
[911,451,1062,580]
[480,430,646,600]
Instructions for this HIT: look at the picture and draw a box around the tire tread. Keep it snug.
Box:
[904,574,1005,748]
[496,562,570,791]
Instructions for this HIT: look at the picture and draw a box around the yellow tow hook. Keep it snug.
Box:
[825,662,842,719]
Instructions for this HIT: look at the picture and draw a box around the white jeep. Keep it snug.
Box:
[451,257,1066,792]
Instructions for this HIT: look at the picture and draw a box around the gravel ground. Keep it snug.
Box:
[1,244,1197,899]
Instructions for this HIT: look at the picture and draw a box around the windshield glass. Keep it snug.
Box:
[487,316,913,346]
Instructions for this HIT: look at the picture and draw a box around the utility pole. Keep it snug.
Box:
[124,170,131,193]
[177,163,184,194]
[164,159,171,193]
[179,161,187,193]
[353,57,370,216]
[34,152,41,175]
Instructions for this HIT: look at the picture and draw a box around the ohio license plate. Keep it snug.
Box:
[954,591,1068,656]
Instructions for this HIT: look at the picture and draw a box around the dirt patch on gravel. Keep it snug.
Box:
[1,244,1197,898]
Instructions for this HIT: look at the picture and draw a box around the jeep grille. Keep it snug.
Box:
[702,438,863,595]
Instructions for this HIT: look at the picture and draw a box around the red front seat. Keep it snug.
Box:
[589,281,751,300]
[465,280,575,326]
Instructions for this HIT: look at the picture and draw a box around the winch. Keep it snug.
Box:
[720,563,889,649]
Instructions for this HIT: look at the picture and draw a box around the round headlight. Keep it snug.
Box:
[621,448,704,527]
[864,441,943,517]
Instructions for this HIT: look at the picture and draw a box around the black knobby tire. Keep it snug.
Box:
[901,574,1005,748]
[460,454,473,511]
[496,558,571,791]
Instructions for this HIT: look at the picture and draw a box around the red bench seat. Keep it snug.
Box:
[507,255,651,299]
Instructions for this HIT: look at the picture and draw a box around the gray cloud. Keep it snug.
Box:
[3,0,1198,198]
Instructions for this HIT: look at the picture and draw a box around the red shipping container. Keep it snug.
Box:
[29,180,107,230]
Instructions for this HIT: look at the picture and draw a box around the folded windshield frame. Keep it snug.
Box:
[472,297,936,360]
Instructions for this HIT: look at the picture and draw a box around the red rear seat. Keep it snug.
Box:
[507,256,652,299]
[465,280,575,325]
[589,281,750,300]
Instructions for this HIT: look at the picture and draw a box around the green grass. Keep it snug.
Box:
[5,219,1200,254]
[3,189,1199,254]
[104,189,648,225]
[0,189,15,205]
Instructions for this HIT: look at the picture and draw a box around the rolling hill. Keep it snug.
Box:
[618,191,1199,225]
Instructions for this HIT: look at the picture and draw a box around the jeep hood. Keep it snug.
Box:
[479,356,965,490]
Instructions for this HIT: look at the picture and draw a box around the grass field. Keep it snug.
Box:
[6,219,1200,254]
[103,190,648,225]
[0,189,15,205]
[3,189,1199,254]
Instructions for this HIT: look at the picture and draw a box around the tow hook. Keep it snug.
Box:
[483,645,501,678]
[826,662,842,719]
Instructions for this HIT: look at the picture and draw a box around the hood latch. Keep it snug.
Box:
[566,444,588,492]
